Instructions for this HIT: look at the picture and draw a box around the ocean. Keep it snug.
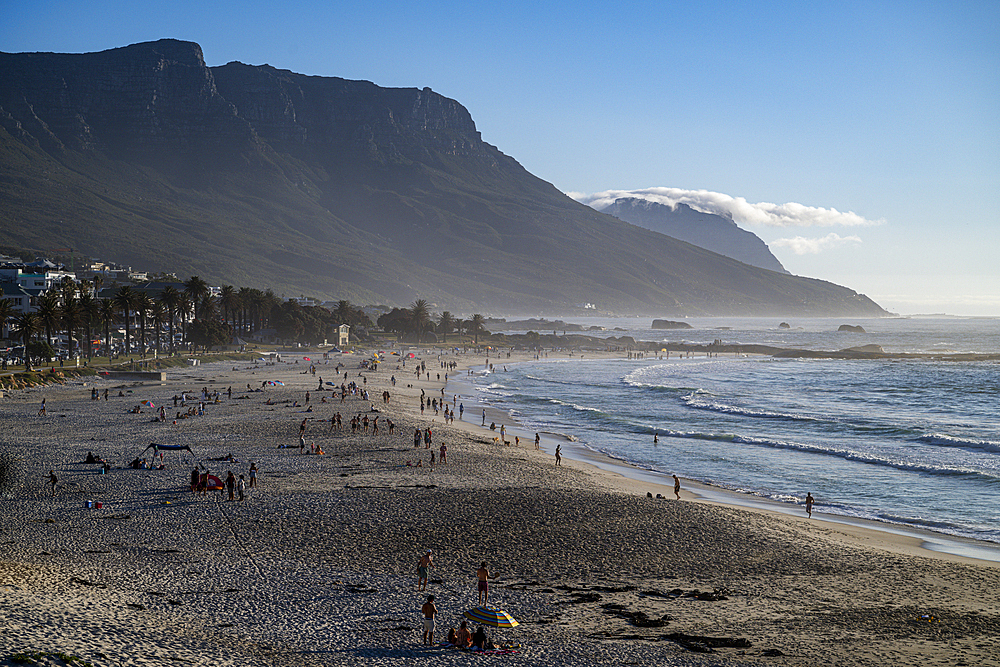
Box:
[472,317,1000,551]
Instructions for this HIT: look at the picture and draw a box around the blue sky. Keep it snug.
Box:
[4,1,998,315]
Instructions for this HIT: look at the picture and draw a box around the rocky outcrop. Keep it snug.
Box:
[600,198,788,274]
[838,324,866,333]
[652,320,693,330]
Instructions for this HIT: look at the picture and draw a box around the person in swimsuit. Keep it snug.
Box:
[555,444,561,466]
[421,595,438,645]
[805,492,814,518]
[673,474,681,500]
[476,561,493,605]
[418,550,433,591]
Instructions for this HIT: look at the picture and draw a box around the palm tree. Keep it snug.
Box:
[113,286,135,356]
[91,274,103,297]
[176,292,192,348]
[98,299,118,359]
[184,276,210,320]
[36,291,61,349]
[61,296,82,358]
[199,294,217,322]
[13,311,41,371]
[149,302,165,355]
[437,311,454,343]
[159,286,180,352]
[409,299,431,342]
[0,298,14,340]
[78,292,99,360]
[261,290,281,331]
[468,314,487,346]
[219,285,237,327]
[60,276,78,303]
[135,292,154,357]
[237,287,253,334]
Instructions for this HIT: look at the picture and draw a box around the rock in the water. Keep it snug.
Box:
[779,322,791,329]
[652,320,693,330]
[840,344,884,354]
[838,324,866,333]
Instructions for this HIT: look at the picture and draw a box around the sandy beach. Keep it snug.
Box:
[1,349,999,667]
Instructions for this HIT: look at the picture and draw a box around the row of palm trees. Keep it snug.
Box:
[1,277,492,371]
[0,276,287,369]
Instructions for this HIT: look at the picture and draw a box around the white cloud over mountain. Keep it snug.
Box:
[569,187,883,228]
[771,233,863,255]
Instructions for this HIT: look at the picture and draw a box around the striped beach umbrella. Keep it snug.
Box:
[463,606,519,628]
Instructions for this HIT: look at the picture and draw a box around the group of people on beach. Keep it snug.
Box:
[418,550,500,649]
[189,464,255,501]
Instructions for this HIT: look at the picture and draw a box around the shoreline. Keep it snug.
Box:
[445,351,1000,566]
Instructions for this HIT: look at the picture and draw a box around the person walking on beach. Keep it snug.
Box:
[476,562,494,605]
[38,399,46,416]
[46,470,57,496]
[555,444,562,466]
[237,475,246,501]
[672,474,681,500]
[805,492,814,518]
[421,595,438,645]
[482,409,486,426]
[535,433,540,450]
[225,471,236,501]
[417,550,433,591]
[248,463,258,488]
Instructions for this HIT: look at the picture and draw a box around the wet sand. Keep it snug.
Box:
[1,351,998,666]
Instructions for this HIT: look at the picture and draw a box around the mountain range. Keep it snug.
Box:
[0,39,888,316]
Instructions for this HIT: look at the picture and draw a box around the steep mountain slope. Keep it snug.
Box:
[599,198,788,274]
[0,40,888,316]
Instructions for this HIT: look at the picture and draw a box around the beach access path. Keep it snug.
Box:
[0,349,998,667]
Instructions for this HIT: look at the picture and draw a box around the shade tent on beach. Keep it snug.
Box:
[463,606,519,628]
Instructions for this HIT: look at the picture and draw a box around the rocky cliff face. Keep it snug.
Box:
[601,198,789,274]
[0,40,254,159]
[211,62,485,159]
[0,39,490,169]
